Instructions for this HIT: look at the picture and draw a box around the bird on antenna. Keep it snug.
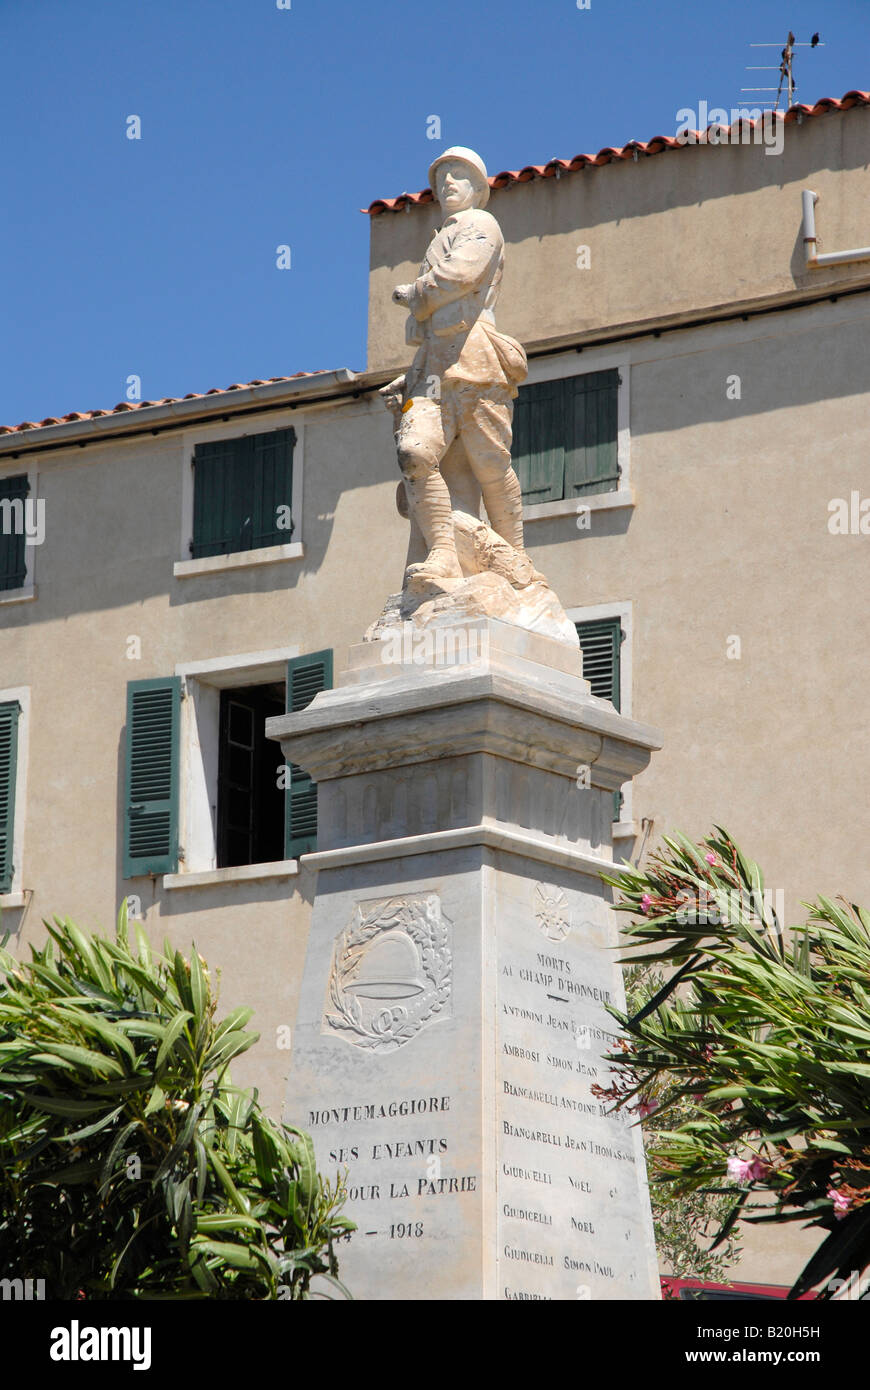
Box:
[811,32,820,48]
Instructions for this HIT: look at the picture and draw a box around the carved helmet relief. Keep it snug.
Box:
[323,893,453,1052]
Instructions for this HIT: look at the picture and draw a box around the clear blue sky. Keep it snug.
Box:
[1,0,866,425]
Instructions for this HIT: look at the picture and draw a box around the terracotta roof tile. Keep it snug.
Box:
[364,90,870,214]
[0,371,332,437]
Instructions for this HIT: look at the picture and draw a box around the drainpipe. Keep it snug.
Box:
[802,190,870,268]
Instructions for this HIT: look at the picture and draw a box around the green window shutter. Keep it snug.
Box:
[192,428,295,558]
[0,474,30,592]
[191,439,245,558]
[250,428,295,550]
[575,618,621,707]
[0,701,21,894]
[512,371,619,505]
[123,678,181,877]
[285,650,333,859]
[565,369,620,497]
[575,618,623,821]
[511,379,566,504]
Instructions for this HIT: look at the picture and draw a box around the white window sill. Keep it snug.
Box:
[0,584,36,606]
[173,542,304,579]
[164,859,300,889]
[0,891,28,908]
[612,821,638,841]
[523,490,634,523]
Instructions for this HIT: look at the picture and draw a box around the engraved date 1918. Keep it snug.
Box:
[390,1222,424,1239]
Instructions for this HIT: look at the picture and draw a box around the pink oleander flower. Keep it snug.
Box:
[728,1155,770,1183]
[640,893,653,914]
[727,1156,753,1182]
[705,852,717,866]
[638,1098,659,1119]
[828,1188,852,1219]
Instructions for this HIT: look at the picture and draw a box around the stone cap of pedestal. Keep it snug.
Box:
[341,617,585,687]
[267,618,662,791]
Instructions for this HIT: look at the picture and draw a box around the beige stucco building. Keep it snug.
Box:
[1,91,868,1291]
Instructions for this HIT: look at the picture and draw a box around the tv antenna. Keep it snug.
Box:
[741,30,824,112]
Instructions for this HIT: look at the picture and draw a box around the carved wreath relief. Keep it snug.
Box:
[323,893,452,1052]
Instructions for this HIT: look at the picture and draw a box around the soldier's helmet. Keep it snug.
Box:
[428,146,490,209]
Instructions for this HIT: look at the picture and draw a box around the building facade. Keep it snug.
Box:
[1,91,868,1288]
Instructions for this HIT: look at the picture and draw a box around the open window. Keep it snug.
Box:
[216,684,286,867]
[122,648,333,882]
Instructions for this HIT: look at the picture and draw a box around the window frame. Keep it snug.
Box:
[166,647,306,889]
[0,465,39,605]
[519,354,632,524]
[0,685,30,907]
[174,417,306,579]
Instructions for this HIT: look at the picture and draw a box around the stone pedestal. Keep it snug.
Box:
[267,618,663,1301]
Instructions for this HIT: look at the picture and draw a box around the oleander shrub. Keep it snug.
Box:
[0,910,352,1299]
[601,828,870,1300]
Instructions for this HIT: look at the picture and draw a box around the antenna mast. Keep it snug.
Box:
[741,30,824,112]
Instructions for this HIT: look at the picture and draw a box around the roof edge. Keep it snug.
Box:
[363,90,870,215]
[0,370,361,454]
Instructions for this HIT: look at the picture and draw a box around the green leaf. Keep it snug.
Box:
[207,1147,250,1216]
[194,1213,262,1234]
[203,1030,258,1075]
[50,1005,137,1064]
[30,1044,125,1078]
[155,1011,194,1072]
[133,922,153,971]
[41,1158,102,1186]
[58,1105,125,1143]
[189,947,208,1034]
[212,1006,254,1042]
[144,1084,166,1117]
[99,1119,143,1196]
[284,1125,317,1221]
[152,1102,201,1185]
[20,1093,107,1118]
[189,1239,270,1272]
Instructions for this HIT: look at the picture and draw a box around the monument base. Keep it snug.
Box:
[268,619,663,1300]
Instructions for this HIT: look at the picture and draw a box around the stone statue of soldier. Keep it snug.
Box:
[382,147,529,586]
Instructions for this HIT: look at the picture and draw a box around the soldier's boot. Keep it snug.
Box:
[402,472,463,581]
[481,467,526,551]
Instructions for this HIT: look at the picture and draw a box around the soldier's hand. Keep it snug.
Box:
[392,283,413,306]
